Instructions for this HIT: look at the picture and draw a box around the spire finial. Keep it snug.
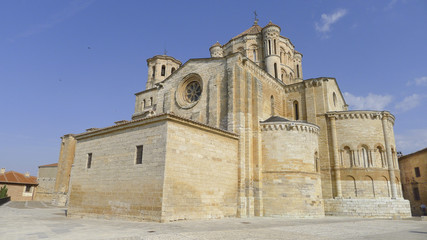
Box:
[253,11,259,25]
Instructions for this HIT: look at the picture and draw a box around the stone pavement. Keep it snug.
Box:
[0,201,426,240]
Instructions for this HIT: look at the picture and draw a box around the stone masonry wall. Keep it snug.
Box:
[161,120,239,222]
[261,121,324,217]
[324,199,411,218]
[68,120,168,222]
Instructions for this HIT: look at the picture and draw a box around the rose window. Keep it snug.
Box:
[185,81,202,103]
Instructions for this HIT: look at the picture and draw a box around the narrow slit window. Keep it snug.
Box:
[413,187,420,200]
[136,145,143,164]
[171,67,175,74]
[161,65,166,76]
[87,153,92,169]
[415,167,421,177]
[152,66,155,77]
[294,101,299,120]
[297,64,300,78]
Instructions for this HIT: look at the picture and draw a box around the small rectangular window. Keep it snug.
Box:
[25,185,31,192]
[413,187,420,200]
[415,167,421,177]
[87,153,92,168]
[136,145,143,164]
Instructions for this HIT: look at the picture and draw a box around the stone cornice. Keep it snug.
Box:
[260,121,320,134]
[326,110,395,124]
[75,113,239,140]
[283,77,331,93]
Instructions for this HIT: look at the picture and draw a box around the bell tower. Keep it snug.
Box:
[146,55,182,89]
[262,21,281,79]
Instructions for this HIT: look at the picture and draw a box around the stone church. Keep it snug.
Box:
[53,20,411,222]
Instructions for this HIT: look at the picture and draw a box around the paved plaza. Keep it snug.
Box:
[0,201,426,240]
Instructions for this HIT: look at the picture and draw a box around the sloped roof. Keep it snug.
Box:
[261,115,290,123]
[263,21,281,30]
[0,171,38,185]
[232,23,263,40]
[38,163,58,167]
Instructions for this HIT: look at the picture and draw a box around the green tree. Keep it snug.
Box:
[0,185,8,199]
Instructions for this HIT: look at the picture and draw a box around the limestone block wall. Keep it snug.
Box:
[35,165,57,201]
[52,134,76,206]
[331,111,402,199]
[261,121,324,217]
[324,199,411,218]
[161,120,239,222]
[68,120,168,222]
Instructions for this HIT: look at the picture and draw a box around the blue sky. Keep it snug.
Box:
[1,0,426,175]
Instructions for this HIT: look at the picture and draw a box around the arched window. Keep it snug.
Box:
[377,146,385,167]
[152,66,155,77]
[333,92,337,107]
[268,40,271,55]
[293,100,299,120]
[274,63,278,78]
[161,65,166,76]
[253,49,257,61]
[149,97,153,106]
[343,146,353,167]
[270,95,275,116]
[142,99,146,110]
[296,64,300,78]
[171,67,175,74]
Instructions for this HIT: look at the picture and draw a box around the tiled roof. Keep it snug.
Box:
[261,115,290,123]
[0,171,38,185]
[210,42,222,48]
[232,24,263,40]
[38,163,58,167]
[263,21,281,30]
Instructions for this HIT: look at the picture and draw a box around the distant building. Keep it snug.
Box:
[0,168,37,201]
[34,163,58,201]
[399,148,427,216]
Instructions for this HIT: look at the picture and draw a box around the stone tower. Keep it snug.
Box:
[262,21,281,79]
[209,42,223,58]
[146,55,181,89]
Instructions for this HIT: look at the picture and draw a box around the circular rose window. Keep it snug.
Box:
[176,73,203,109]
[185,81,202,103]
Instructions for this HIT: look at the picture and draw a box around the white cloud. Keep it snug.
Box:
[385,0,398,10]
[9,0,94,41]
[395,94,425,112]
[407,76,427,86]
[315,9,347,37]
[343,92,393,110]
[395,129,427,154]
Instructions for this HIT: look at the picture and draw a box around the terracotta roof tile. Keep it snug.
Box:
[232,24,263,40]
[38,163,58,167]
[0,171,38,185]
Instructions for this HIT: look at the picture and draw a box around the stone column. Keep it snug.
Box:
[329,115,342,198]
[381,112,398,199]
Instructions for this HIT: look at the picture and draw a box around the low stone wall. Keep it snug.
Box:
[324,198,411,218]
